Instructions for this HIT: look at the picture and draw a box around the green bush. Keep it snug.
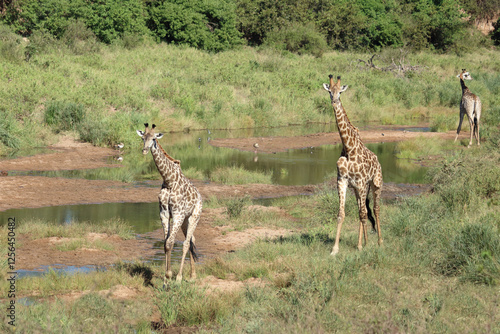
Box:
[146,0,243,52]
[81,0,150,44]
[431,153,500,209]
[0,114,21,149]
[226,197,250,219]
[492,17,500,45]
[263,22,328,57]
[61,20,100,55]
[44,101,85,132]
[0,23,25,62]
[438,223,500,285]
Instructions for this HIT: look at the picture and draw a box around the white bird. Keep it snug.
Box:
[114,143,124,150]
[114,156,123,162]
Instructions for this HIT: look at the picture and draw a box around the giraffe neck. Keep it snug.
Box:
[332,100,360,152]
[150,141,182,188]
[460,78,470,95]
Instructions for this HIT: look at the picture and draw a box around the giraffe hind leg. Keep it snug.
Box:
[371,182,383,246]
[177,211,200,282]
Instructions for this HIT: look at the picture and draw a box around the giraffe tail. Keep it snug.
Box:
[366,198,376,232]
[189,238,199,262]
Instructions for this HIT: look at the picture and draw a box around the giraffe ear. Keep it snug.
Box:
[322,83,330,91]
[136,130,144,137]
[155,133,164,139]
[340,85,348,93]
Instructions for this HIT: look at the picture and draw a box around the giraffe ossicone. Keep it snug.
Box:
[323,75,383,256]
[137,123,202,283]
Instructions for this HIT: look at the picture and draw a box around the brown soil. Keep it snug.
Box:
[1,129,436,274]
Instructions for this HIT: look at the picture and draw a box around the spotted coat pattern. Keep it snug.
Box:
[455,69,482,148]
[137,123,202,283]
[323,75,383,256]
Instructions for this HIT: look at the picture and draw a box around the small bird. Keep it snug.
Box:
[253,143,259,154]
[114,143,124,150]
[381,133,385,136]
[114,156,123,162]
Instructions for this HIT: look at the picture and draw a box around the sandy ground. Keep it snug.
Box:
[0,129,436,272]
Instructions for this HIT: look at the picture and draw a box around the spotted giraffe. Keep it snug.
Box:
[455,69,482,148]
[137,123,202,283]
[323,75,383,255]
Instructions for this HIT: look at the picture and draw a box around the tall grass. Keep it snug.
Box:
[1,38,499,154]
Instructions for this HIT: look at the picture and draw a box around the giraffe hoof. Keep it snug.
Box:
[176,275,183,282]
[330,247,339,256]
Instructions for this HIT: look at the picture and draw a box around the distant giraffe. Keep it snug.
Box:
[323,75,383,255]
[137,123,201,283]
[455,69,482,148]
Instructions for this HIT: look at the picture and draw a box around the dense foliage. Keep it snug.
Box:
[0,0,498,53]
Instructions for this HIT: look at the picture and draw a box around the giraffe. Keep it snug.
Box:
[455,69,482,148]
[323,75,383,256]
[137,123,202,283]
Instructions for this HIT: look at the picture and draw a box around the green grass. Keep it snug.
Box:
[0,218,135,241]
[1,42,499,155]
[209,165,273,185]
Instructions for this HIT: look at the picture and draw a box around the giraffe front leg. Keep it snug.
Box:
[159,190,171,286]
[332,177,348,256]
[165,214,184,282]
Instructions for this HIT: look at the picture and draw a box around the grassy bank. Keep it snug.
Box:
[1,42,499,155]
[2,137,499,332]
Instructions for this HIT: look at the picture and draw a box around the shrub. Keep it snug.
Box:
[44,101,85,132]
[263,22,328,57]
[0,23,25,62]
[492,17,500,46]
[61,20,100,55]
[438,223,500,285]
[226,197,250,219]
[431,153,500,209]
[146,0,243,52]
[0,114,21,149]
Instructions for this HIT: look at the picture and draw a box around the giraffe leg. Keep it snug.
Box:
[158,190,171,286]
[475,119,480,146]
[455,110,465,142]
[178,208,201,282]
[165,213,184,281]
[371,181,383,246]
[467,117,474,148]
[355,186,369,251]
[332,177,348,256]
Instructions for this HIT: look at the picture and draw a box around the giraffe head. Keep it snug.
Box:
[136,123,164,155]
[323,75,348,103]
[457,69,473,80]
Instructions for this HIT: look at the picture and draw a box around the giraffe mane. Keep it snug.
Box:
[156,140,181,165]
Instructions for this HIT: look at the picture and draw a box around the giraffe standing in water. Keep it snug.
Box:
[455,69,482,148]
[323,75,383,255]
[137,123,202,283]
